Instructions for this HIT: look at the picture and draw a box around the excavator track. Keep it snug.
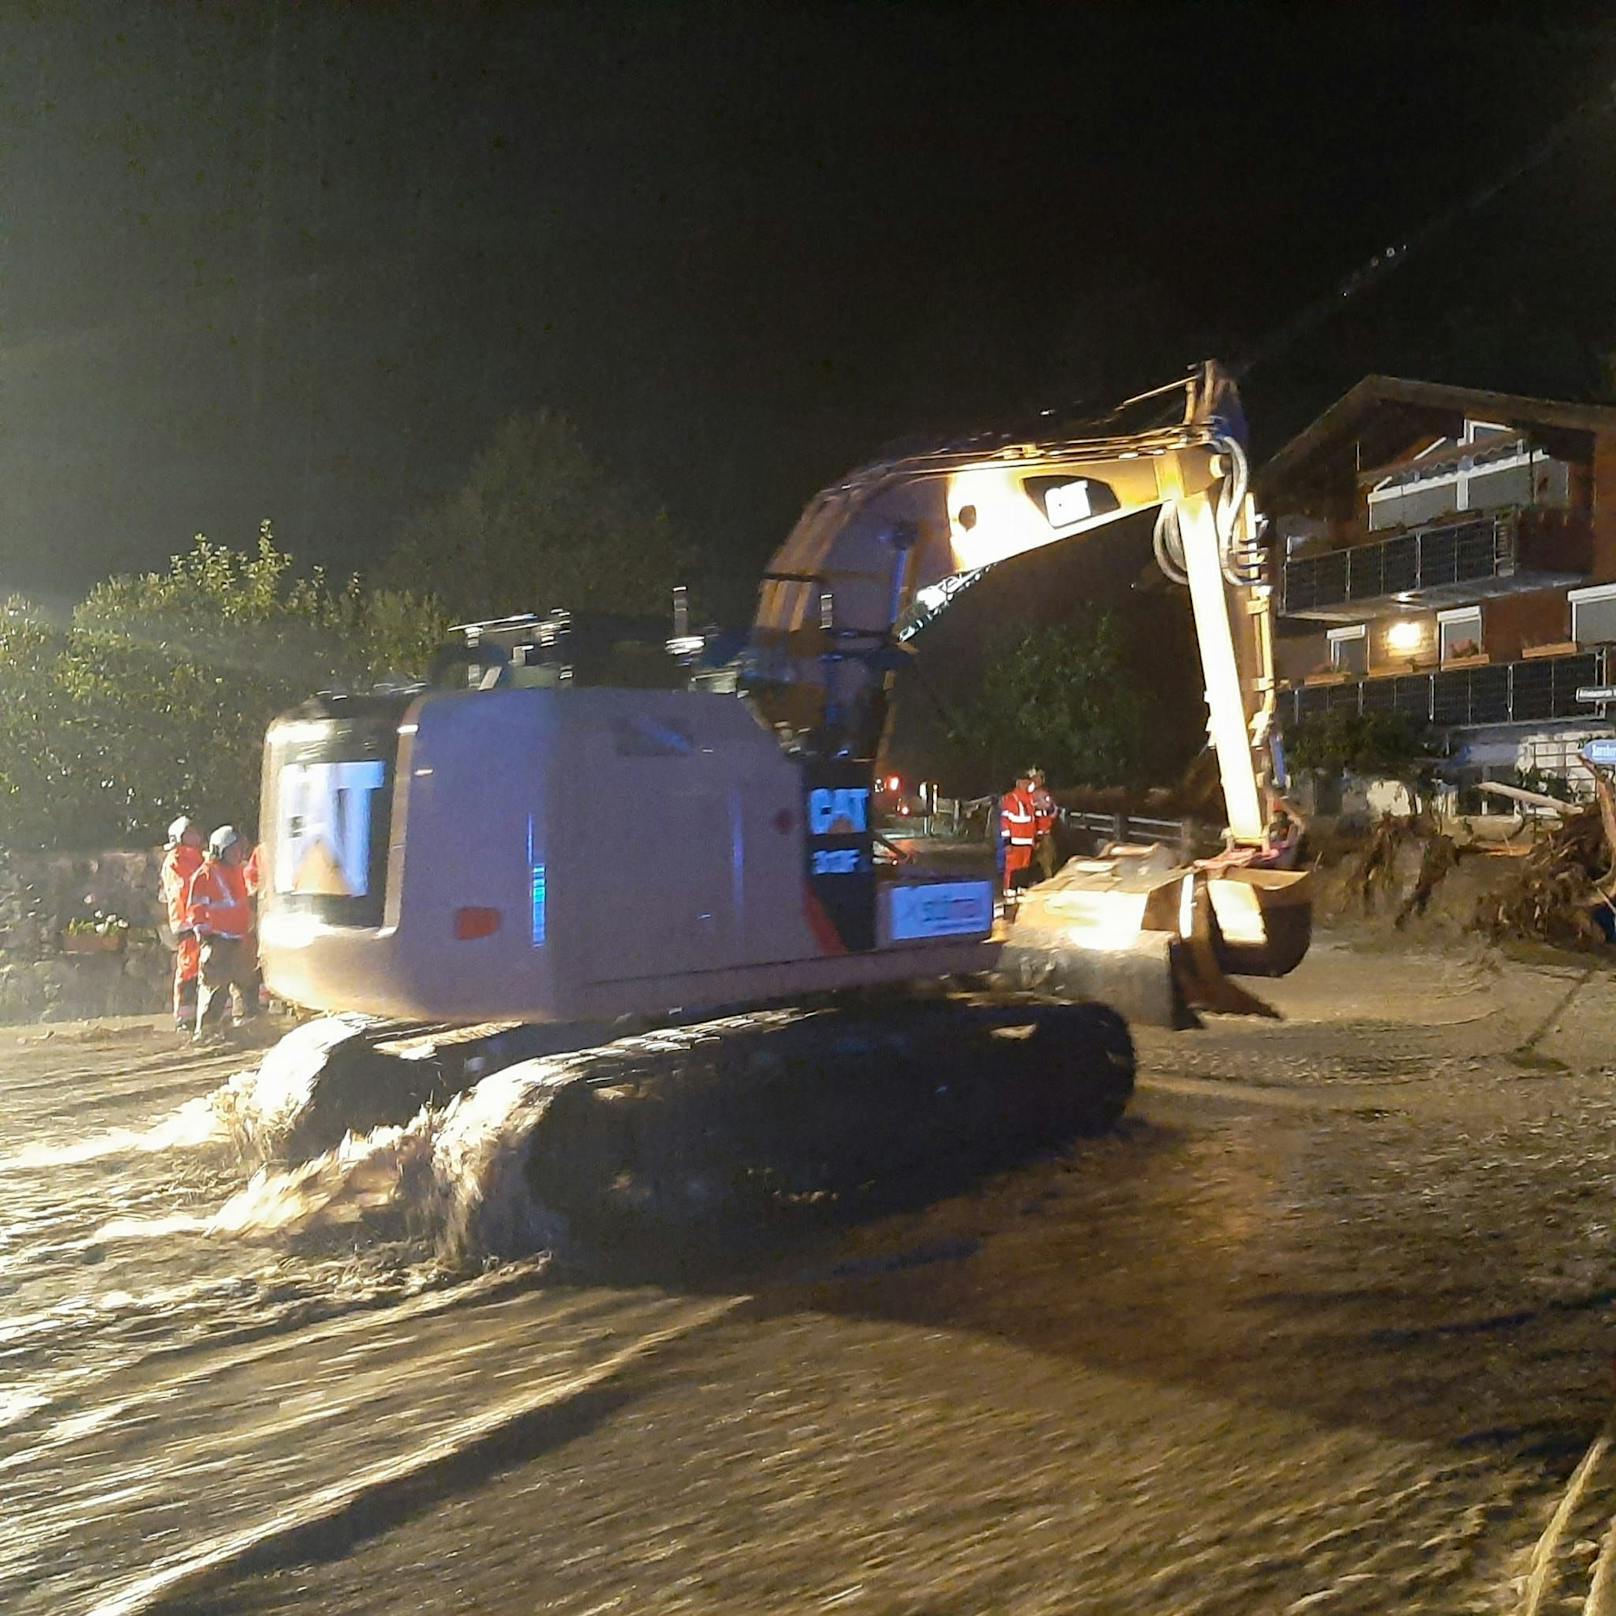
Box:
[262,995,1135,1239]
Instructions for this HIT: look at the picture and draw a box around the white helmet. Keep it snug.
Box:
[166,816,193,847]
[208,825,242,858]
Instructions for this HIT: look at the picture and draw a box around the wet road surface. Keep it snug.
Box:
[6,936,1616,1613]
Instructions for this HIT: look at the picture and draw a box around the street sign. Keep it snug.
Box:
[1580,738,1616,767]
[1577,686,1616,703]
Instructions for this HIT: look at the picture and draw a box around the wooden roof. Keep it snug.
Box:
[1260,376,1616,495]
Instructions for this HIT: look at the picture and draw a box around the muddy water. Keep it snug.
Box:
[6,942,1616,1615]
[0,1024,741,1616]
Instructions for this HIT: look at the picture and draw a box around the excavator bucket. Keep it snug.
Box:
[995,850,1311,1028]
[1202,865,1313,978]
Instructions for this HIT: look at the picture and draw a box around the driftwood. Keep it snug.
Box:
[1350,813,1415,915]
[1345,812,1465,923]
[1473,801,1616,949]
[1395,832,1459,928]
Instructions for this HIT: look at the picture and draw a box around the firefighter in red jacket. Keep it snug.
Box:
[999,771,1039,890]
[159,816,205,1031]
[185,825,260,1040]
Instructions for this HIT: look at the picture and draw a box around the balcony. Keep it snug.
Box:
[1281,508,1592,622]
[1282,647,1606,731]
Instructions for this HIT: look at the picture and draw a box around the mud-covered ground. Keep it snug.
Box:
[7,934,1616,1614]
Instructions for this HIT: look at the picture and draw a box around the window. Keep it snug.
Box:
[1328,624,1367,675]
[1365,418,1567,531]
[1438,606,1483,664]
[1570,584,1616,648]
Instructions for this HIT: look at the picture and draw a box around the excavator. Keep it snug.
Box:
[251,362,1310,1226]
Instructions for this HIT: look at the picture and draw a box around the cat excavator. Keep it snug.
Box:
[251,363,1310,1228]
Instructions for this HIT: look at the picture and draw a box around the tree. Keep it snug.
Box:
[0,527,448,851]
[941,617,1149,794]
[388,410,692,622]
[1283,710,1442,810]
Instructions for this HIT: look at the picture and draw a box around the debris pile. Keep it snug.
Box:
[1473,804,1616,949]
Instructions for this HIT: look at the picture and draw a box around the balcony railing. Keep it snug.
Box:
[1281,648,1606,730]
[1281,507,1591,619]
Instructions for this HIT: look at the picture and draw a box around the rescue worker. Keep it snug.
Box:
[159,816,205,1032]
[1029,767,1059,883]
[999,770,1040,891]
[185,825,260,1040]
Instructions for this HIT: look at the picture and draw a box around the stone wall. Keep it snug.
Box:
[0,847,174,1023]
[0,949,172,1024]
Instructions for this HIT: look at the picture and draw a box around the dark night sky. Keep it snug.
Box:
[3,1,1615,612]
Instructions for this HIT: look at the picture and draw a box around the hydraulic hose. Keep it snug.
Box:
[1153,504,1189,586]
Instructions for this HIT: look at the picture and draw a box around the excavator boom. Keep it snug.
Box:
[743,362,1278,846]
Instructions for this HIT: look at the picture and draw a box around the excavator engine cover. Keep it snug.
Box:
[258,685,1001,1025]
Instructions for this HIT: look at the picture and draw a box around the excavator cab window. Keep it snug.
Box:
[262,694,406,931]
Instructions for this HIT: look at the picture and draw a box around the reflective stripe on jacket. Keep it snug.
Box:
[185,859,253,940]
[160,845,203,931]
[1000,789,1038,847]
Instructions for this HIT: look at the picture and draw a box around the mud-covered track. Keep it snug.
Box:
[281,997,1135,1240]
[528,998,1134,1232]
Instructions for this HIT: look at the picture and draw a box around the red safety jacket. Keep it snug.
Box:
[185,859,253,940]
[1000,788,1038,848]
[1030,786,1057,837]
[160,844,203,932]
[243,843,264,898]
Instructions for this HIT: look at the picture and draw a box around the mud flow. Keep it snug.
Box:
[5,941,1616,1614]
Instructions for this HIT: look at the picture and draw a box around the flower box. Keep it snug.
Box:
[62,932,126,955]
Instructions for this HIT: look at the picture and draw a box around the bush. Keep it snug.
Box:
[387,410,692,621]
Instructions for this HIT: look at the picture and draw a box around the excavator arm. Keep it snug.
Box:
[744,361,1276,844]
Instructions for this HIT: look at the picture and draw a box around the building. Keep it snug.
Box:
[1262,376,1616,807]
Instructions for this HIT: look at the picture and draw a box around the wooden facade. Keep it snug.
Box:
[1262,378,1616,711]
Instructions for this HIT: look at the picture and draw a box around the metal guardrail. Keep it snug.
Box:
[1283,647,1606,730]
[948,802,1192,849]
[1062,811,1189,845]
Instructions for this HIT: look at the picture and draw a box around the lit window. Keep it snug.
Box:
[1437,607,1482,663]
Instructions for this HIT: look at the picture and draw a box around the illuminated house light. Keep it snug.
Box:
[1385,619,1424,655]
